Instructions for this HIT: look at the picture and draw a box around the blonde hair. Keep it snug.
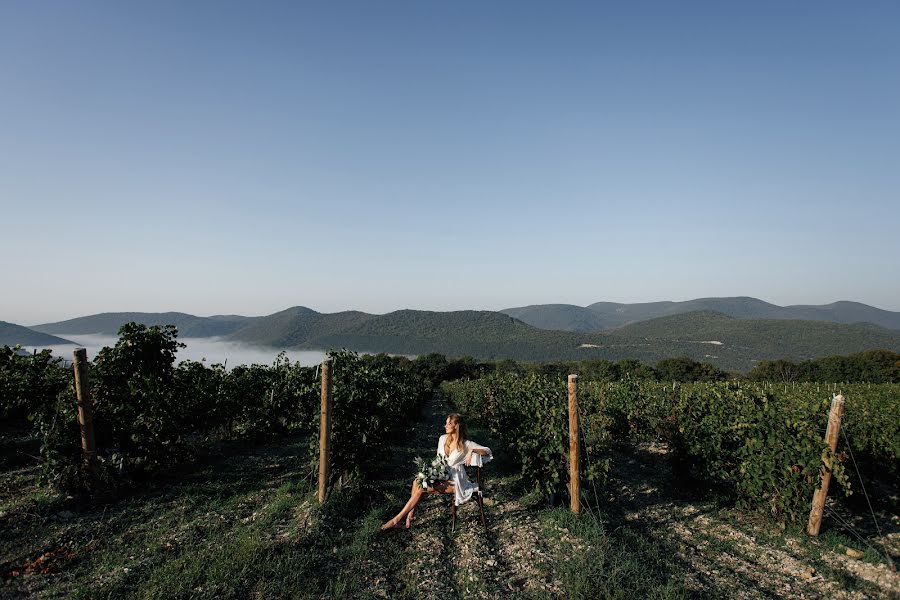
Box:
[445,413,468,454]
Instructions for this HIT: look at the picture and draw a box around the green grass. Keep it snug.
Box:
[1,435,334,599]
[541,509,690,600]
[0,427,425,599]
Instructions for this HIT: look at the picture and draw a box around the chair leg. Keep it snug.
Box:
[476,465,487,529]
[477,492,486,528]
[451,500,457,532]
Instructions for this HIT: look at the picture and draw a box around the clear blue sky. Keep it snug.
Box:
[2,1,899,324]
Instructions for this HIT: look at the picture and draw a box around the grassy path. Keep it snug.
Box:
[355,393,700,599]
[357,392,569,599]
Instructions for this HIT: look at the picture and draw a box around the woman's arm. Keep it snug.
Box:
[464,447,488,466]
[464,441,492,465]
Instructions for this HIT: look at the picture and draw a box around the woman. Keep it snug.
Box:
[381,413,492,530]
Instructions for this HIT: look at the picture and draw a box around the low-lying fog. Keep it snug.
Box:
[23,334,329,368]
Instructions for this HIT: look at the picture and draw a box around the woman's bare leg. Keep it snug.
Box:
[381,479,426,530]
[406,480,418,528]
[381,480,455,530]
[405,479,456,527]
[409,481,454,528]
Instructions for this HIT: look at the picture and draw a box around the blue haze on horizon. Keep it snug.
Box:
[1,1,899,325]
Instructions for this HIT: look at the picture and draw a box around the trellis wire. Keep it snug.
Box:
[839,421,896,571]
[822,505,887,562]
[575,398,604,523]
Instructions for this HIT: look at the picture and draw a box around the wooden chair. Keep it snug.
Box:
[450,464,487,531]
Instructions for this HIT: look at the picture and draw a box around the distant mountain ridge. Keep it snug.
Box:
[32,312,257,338]
[21,300,900,372]
[0,321,75,346]
[502,297,900,331]
[219,307,900,371]
[227,306,375,347]
[603,311,900,363]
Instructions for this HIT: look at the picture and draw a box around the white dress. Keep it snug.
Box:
[437,434,493,506]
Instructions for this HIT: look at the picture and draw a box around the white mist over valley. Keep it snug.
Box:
[23,334,329,368]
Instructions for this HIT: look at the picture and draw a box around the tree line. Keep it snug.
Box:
[368,349,900,386]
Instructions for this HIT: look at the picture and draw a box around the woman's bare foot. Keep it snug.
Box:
[380,517,404,531]
[405,513,414,529]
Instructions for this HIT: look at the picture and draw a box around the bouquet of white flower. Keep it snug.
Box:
[414,454,449,490]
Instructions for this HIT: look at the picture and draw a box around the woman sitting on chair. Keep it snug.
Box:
[381,413,492,530]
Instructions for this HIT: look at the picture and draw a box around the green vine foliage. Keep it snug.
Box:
[8,325,429,492]
[581,378,676,442]
[1,346,81,488]
[664,383,849,522]
[444,376,888,524]
[771,383,899,480]
[844,387,900,477]
[89,323,188,476]
[591,381,857,522]
[322,350,430,482]
[219,356,317,440]
[1,347,70,422]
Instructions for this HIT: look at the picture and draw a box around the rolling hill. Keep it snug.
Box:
[33,312,256,338]
[501,304,614,331]
[225,308,900,372]
[0,321,75,347]
[603,311,900,367]
[226,306,375,347]
[502,297,900,331]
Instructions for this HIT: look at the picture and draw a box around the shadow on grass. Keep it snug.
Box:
[589,442,882,599]
[1,434,316,598]
[79,406,460,600]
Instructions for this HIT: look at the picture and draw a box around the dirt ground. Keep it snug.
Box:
[598,440,898,599]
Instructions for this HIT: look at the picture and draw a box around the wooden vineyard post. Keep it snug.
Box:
[568,374,581,515]
[317,358,333,503]
[72,348,99,492]
[807,394,845,536]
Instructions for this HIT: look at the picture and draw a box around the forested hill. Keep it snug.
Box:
[0,321,75,346]
[229,308,575,358]
[604,311,900,367]
[300,310,588,359]
[502,297,900,331]
[24,306,900,372]
[226,309,900,372]
[500,304,614,331]
[32,312,256,338]
[226,306,375,346]
[34,297,900,340]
